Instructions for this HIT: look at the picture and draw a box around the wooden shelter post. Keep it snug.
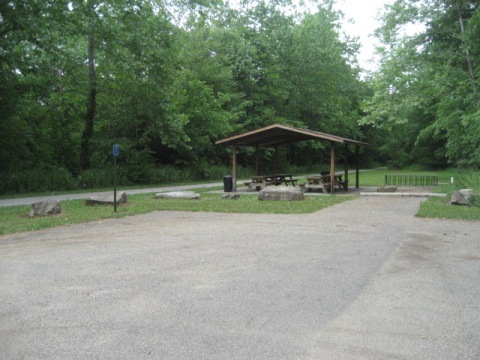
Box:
[232,145,237,191]
[274,145,279,175]
[344,143,349,190]
[255,144,260,175]
[330,142,335,193]
[355,145,360,188]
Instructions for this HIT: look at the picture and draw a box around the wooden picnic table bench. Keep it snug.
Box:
[245,174,298,191]
[271,174,298,187]
[305,174,347,192]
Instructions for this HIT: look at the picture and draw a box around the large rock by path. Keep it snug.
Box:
[155,191,200,200]
[29,199,61,217]
[258,186,304,201]
[450,189,474,206]
[85,191,127,206]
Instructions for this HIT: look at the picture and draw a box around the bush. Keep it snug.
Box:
[456,170,480,190]
[142,165,192,184]
[0,167,77,194]
[76,168,117,189]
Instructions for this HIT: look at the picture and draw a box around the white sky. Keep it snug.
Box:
[332,0,394,73]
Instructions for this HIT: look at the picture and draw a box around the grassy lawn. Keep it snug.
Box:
[417,195,480,220]
[416,183,480,221]
[0,189,355,235]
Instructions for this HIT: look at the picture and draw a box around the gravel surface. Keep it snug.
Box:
[1,196,479,359]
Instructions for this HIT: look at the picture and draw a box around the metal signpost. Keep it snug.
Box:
[113,144,119,213]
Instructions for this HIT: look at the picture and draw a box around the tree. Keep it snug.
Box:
[364,0,480,168]
[0,0,369,192]
[286,7,363,136]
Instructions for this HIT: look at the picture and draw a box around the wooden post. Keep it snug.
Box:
[232,145,237,191]
[354,145,360,188]
[255,144,260,175]
[344,143,349,191]
[330,142,335,193]
[274,145,279,175]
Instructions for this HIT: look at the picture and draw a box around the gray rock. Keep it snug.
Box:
[450,189,474,206]
[155,191,200,200]
[85,191,127,206]
[222,194,240,200]
[29,199,61,217]
[377,186,397,193]
[258,186,304,201]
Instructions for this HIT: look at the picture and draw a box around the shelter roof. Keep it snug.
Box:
[215,124,371,147]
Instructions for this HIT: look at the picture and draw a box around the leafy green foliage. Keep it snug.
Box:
[1,0,369,194]
[364,0,480,168]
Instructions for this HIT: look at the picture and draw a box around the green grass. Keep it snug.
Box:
[0,189,356,235]
[417,196,480,220]
[416,183,480,221]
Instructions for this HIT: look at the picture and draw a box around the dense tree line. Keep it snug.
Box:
[1,0,368,192]
[364,0,480,169]
[1,0,478,193]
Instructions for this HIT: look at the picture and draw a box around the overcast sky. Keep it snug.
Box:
[332,0,393,72]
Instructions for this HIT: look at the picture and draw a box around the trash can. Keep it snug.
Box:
[223,175,233,192]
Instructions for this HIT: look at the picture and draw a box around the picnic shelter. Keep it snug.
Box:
[215,124,371,192]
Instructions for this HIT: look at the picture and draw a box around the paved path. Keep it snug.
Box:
[0,183,224,207]
[0,183,377,208]
[1,197,479,359]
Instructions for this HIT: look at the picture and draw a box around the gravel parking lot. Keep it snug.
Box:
[1,196,479,359]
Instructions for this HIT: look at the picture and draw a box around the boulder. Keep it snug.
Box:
[29,199,61,217]
[258,186,304,201]
[450,189,474,206]
[222,193,240,200]
[377,186,397,193]
[155,191,200,200]
[85,191,127,206]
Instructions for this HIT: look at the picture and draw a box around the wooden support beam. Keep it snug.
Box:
[330,142,335,193]
[232,145,237,191]
[344,143,349,191]
[274,145,279,175]
[355,145,360,188]
[255,144,260,175]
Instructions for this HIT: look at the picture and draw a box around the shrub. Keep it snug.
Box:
[76,168,117,189]
[0,167,77,194]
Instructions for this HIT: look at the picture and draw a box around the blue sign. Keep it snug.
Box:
[113,144,119,157]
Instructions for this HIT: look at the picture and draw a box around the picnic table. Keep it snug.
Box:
[245,174,298,191]
[272,174,298,186]
[304,174,348,193]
